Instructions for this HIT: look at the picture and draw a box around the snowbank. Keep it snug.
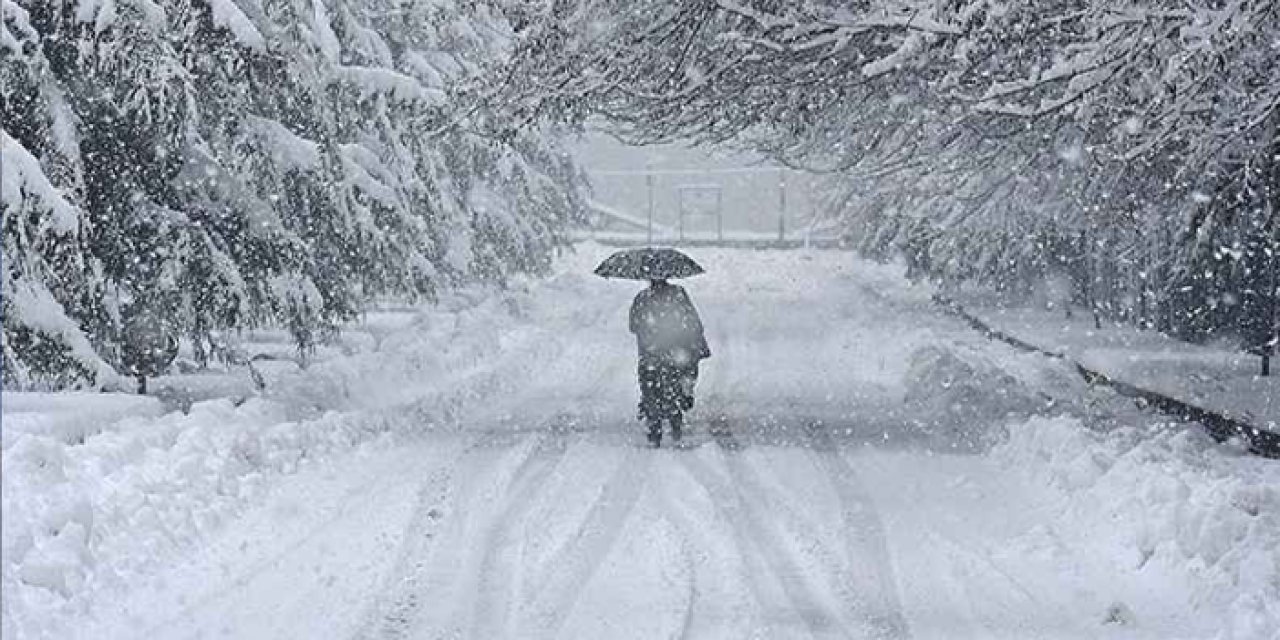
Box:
[0,393,162,447]
[993,417,1280,639]
[893,284,1280,638]
[902,344,1053,449]
[0,275,598,639]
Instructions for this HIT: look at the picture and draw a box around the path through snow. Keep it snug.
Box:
[12,247,1277,640]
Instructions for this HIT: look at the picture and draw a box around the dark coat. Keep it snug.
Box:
[630,282,709,422]
[629,282,710,365]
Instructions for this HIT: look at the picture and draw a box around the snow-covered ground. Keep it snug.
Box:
[3,246,1278,640]
[955,293,1279,431]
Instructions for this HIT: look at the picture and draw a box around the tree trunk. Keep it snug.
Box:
[137,375,147,395]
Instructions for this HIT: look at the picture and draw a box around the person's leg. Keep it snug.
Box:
[646,418,663,447]
[678,363,699,410]
[638,358,663,446]
[637,362,654,419]
[656,361,684,419]
[669,411,683,442]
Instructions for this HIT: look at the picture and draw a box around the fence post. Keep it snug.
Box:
[777,168,787,241]
[677,187,685,242]
[645,164,655,245]
[716,188,723,242]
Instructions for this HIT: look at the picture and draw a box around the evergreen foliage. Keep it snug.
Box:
[2,0,586,389]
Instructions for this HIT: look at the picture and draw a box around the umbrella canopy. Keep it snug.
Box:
[594,248,705,280]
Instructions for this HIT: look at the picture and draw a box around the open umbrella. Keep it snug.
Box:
[594,248,704,280]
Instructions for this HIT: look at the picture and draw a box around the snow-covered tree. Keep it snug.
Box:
[2,0,586,389]
[2,2,116,388]
[508,0,1278,368]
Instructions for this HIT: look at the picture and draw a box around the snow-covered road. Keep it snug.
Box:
[9,247,1278,640]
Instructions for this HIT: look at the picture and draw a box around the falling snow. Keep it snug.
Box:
[3,2,1278,639]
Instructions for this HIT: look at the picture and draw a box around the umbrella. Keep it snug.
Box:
[594,248,705,280]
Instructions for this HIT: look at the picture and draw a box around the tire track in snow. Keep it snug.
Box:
[690,308,856,638]
[802,421,911,639]
[652,473,707,640]
[523,445,651,637]
[467,430,574,639]
[358,429,568,639]
[672,543,700,640]
[353,461,455,640]
[653,456,762,640]
[354,429,511,640]
[678,450,855,640]
[672,455,785,638]
[721,452,872,633]
[692,417,911,639]
[389,292,634,639]
[362,294,634,640]
[142,446,453,640]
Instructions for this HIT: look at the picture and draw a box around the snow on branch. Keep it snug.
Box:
[1,0,37,56]
[311,0,341,61]
[334,65,447,105]
[2,273,119,388]
[205,0,267,52]
[338,143,402,211]
[244,116,321,172]
[861,32,924,78]
[1,130,79,237]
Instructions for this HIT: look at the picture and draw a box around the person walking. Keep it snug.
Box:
[630,278,710,446]
[594,247,710,447]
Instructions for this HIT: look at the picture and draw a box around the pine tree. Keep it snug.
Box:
[2,0,586,389]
